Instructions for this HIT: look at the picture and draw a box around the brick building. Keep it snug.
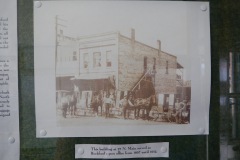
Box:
[56,29,185,109]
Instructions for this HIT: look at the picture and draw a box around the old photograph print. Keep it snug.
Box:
[55,4,191,126]
[34,1,210,136]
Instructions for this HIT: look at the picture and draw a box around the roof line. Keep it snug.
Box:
[77,31,119,40]
[119,34,176,58]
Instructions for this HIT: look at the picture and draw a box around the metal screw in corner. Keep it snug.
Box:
[8,137,15,144]
[198,127,205,134]
[78,148,84,155]
[160,146,167,153]
[35,1,42,8]
[200,5,207,11]
[40,129,47,136]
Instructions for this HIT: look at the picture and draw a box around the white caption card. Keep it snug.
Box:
[75,143,169,159]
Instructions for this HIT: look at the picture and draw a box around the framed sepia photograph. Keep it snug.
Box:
[34,1,210,137]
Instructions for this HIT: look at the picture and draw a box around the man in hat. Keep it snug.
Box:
[174,100,187,123]
[61,93,69,118]
[104,94,113,118]
[127,94,136,119]
[119,95,128,119]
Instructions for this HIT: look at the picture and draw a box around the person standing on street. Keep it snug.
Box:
[119,95,128,119]
[104,94,112,118]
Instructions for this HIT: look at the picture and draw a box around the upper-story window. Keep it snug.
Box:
[83,53,89,69]
[144,56,147,71]
[153,58,156,70]
[73,51,77,61]
[60,29,63,35]
[106,51,112,67]
[93,52,101,68]
[166,61,169,74]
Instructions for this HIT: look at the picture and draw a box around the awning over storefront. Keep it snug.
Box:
[70,74,116,91]
[56,76,74,91]
[71,73,114,80]
[56,73,116,92]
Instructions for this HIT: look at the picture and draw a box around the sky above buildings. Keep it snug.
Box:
[35,1,210,80]
[56,1,188,56]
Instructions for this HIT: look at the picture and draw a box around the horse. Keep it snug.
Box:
[91,95,99,116]
[68,94,77,116]
[61,95,70,118]
[134,95,155,120]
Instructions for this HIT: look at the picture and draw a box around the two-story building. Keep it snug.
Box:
[56,29,185,110]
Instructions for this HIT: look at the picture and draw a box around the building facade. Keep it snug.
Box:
[56,29,185,109]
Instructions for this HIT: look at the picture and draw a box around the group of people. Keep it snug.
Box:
[119,94,155,120]
[91,92,155,120]
[59,91,190,124]
[91,91,115,118]
[60,93,78,118]
[168,98,190,123]
[118,94,135,119]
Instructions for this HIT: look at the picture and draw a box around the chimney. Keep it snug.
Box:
[131,28,135,43]
[157,40,161,52]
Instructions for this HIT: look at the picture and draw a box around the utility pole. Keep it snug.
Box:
[55,15,67,101]
[55,15,67,74]
[55,15,67,76]
[55,15,58,76]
